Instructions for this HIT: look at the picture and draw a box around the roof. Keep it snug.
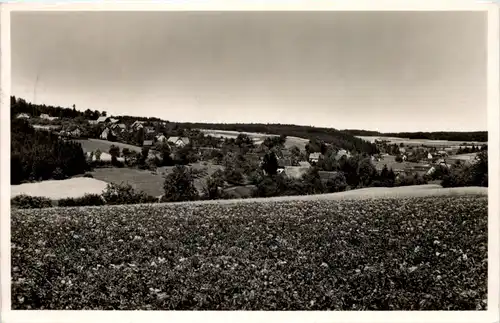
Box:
[309,152,321,159]
[143,140,154,146]
[278,158,292,168]
[16,113,30,118]
[97,116,109,123]
[109,118,119,124]
[168,136,190,145]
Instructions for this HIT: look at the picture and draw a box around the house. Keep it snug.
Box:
[71,128,82,138]
[168,136,190,147]
[100,128,117,140]
[16,113,31,119]
[109,118,119,124]
[40,113,58,121]
[88,120,98,125]
[131,120,145,130]
[156,134,168,143]
[399,148,406,153]
[309,152,321,164]
[96,116,110,124]
[427,153,433,160]
[143,140,154,147]
[402,155,408,161]
[145,126,156,134]
[335,149,351,161]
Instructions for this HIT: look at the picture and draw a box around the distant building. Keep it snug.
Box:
[109,118,119,124]
[335,149,351,161]
[156,134,168,143]
[309,152,321,164]
[16,113,31,119]
[168,136,190,147]
[100,128,116,140]
[40,113,58,121]
[131,120,146,130]
[96,116,110,124]
[427,153,433,160]
[143,140,154,147]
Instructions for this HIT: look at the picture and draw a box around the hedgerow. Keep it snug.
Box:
[11,195,53,209]
[11,196,487,310]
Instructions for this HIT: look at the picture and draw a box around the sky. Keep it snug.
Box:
[11,11,487,133]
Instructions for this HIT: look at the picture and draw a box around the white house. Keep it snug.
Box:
[131,120,145,130]
[335,149,351,161]
[168,136,190,147]
[309,152,321,164]
[40,113,58,121]
[427,153,433,160]
[156,134,168,143]
[100,128,116,140]
[16,113,31,119]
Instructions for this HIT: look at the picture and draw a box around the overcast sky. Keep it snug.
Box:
[11,11,487,132]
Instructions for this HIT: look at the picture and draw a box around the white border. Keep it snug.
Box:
[1,1,499,323]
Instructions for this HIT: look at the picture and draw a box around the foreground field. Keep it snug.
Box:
[11,194,487,310]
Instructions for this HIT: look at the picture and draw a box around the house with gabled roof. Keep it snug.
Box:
[168,136,190,147]
[16,113,31,119]
[156,134,168,143]
[100,128,117,140]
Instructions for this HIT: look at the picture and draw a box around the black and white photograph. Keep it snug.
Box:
[1,1,499,321]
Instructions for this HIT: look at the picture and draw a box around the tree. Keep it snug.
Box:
[122,148,131,164]
[136,128,145,146]
[163,165,198,202]
[157,142,173,166]
[357,158,377,187]
[203,169,225,200]
[109,145,120,164]
[95,149,102,162]
[262,151,278,176]
[101,111,107,117]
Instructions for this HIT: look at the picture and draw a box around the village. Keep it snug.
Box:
[15,108,486,199]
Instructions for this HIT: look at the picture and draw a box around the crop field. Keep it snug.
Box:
[11,194,487,310]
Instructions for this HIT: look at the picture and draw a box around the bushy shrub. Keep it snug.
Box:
[58,194,105,207]
[162,165,198,202]
[11,195,52,209]
[102,182,158,205]
[325,172,348,193]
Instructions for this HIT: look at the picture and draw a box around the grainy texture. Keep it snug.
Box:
[11,195,487,310]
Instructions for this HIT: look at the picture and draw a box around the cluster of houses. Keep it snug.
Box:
[16,112,59,121]
[308,149,352,164]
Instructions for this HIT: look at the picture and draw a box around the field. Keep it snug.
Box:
[90,162,224,197]
[75,139,142,154]
[198,129,309,150]
[11,189,487,310]
[357,136,486,147]
[11,178,109,200]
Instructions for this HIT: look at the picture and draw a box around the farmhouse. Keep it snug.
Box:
[156,134,168,143]
[335,149,351,161]
[131,120,145,130]
[16,113,31,119]
[168,136,190,147]
[309,152,321,164]
[96,116,110,124]
[100,128,117,140]
[145,126,156,134]
[109,118,119,124]
[40,113,58,121]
